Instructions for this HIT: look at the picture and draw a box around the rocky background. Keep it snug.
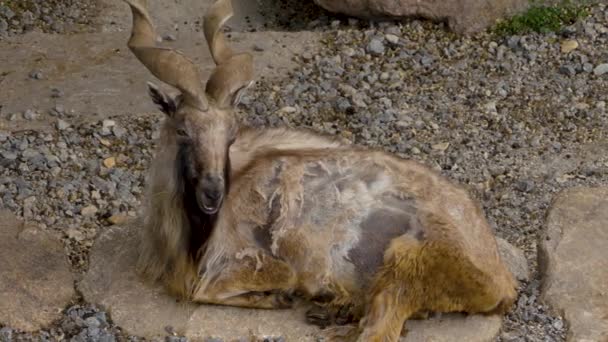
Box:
[0,0,607,341]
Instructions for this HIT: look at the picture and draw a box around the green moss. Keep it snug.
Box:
[492,0,592,36]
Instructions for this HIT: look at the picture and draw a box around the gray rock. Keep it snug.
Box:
[51,88,64,98]
[50,104,65,116]
[99,333,116,342]
[0,210,75,331]
[420,55,434,66]
[313,0,528,34]
[85,316,101,328]
[367,38,385,55]
[21,10,34,26]
[582,62,594,73]
[203,338,223,342]
[1,151,17,161]
[101,120,116,135]
[2,6,15,20]
[163,34,177,41]
[23,109,37,120]
[29,70,43,80]
[253,43,266,52]
[21,149,40,160]
[0,19,8,35]
[515,179,534,193]
[559,65,576,76]
[113,126,127,138]
[301,52,313,62]
[496,238,529,282]
[507,36,520,50]
[385,34,399,44]
[594,63,608,76]
[57,119,70,130]
[539,187,608,341]
[0,327,12,342]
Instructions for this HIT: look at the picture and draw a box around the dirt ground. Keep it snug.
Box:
[0,0,324,132]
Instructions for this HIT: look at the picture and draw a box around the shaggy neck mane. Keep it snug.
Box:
[176,144,231,259]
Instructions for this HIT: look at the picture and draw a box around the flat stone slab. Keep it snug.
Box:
[0,210,75,332]
[540,187,608,342]
[81,222,524,341]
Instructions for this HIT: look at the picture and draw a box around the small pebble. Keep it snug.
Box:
[57,119,70,130]
[29,70,43,79]
[103,157,116,168]
[301,52,313,61]
[51,88,64,98]
[367,38,385,55]
[593,63,608,76]
[0,327,13,342]
[583,63,594,73]
[112,126,127,138]
[559,65,576,76]
[81,205,98,217]
[163,34,176,41]
[84,316,101,328]
[385,34,399,45]
[23,109,37,120]
[515,180,535,193]
[560,39,578,53]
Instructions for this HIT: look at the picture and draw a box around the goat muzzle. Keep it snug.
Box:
[197,175,225,214]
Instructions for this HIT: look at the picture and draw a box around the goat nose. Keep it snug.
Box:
[204,188,222,201]
[201,175,224,197]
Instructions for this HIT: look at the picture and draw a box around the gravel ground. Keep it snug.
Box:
[0,0,98,37]
[1,1,608,341]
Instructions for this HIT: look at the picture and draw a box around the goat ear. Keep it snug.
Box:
[231,81,253,107]
[147,82,183,117]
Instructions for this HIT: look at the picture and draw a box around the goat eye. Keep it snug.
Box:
[176,128,188,137]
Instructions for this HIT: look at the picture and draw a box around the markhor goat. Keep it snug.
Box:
[124,0,517,340]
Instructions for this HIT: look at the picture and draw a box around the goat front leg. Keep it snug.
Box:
[191,249,298,309]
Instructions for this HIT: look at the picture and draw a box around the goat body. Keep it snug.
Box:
[122,0,517,340]
[144,125,517,341]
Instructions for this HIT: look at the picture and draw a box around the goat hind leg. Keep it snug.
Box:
[356,285,415,342]
[318,290,414,342]
[355,235,424,342]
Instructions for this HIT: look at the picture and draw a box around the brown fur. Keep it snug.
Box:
[123,0,518,340]
[141,100,519,342]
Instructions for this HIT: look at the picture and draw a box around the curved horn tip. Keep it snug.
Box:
[204,0,234,36]
[208,0,234,19]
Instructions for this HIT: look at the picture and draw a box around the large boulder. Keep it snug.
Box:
[313,0,530,34]
[539,187,608,342]
[81,221,525,341]
[0,210,76,332]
